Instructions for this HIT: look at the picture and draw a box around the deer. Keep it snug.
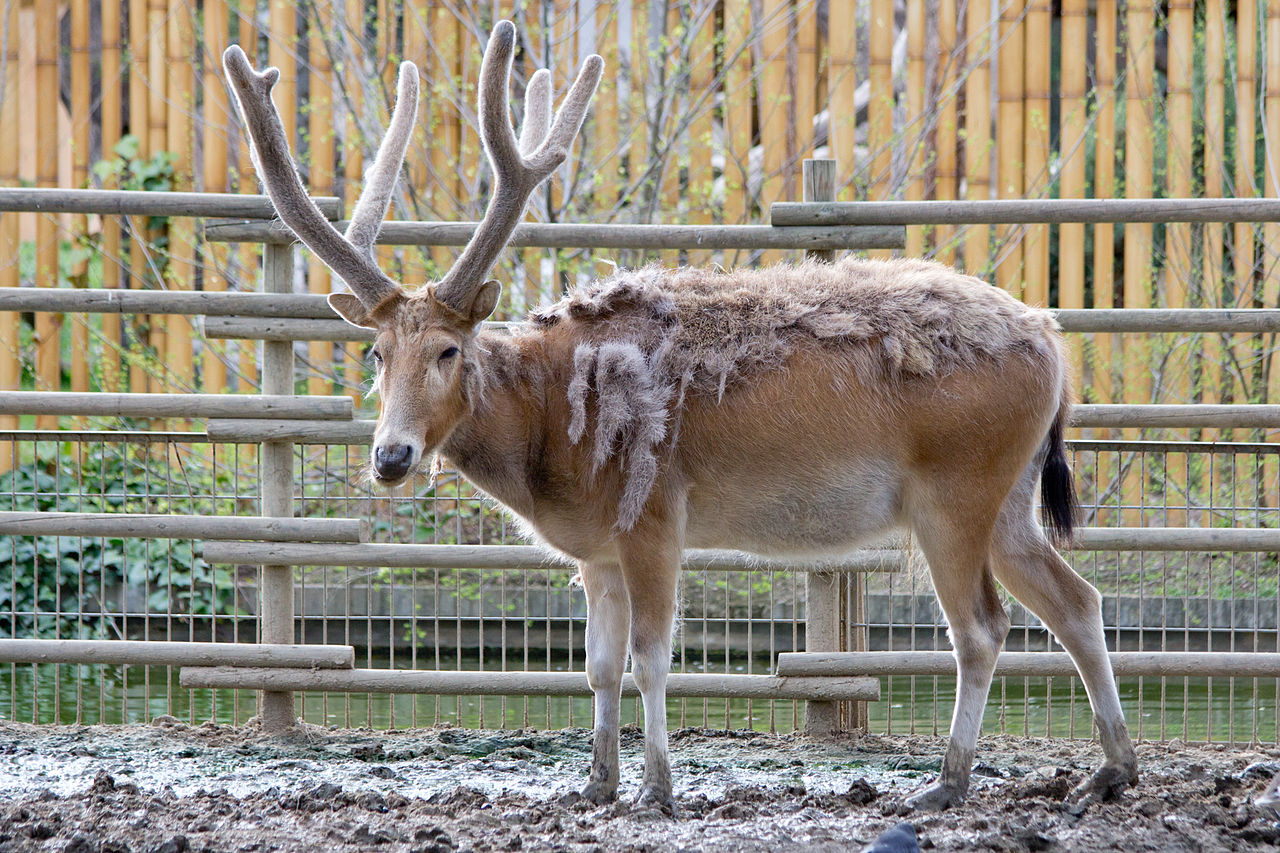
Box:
[223,20,1137,813]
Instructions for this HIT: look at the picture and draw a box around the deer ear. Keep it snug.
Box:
[466,279,502,326]
[328,292,377,329]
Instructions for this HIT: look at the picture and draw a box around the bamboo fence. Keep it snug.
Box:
[2,0,1279,427]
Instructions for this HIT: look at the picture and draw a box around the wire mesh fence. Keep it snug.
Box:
[4,428,1277,743]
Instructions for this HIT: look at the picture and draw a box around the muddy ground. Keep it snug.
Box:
[0,720,1278,852]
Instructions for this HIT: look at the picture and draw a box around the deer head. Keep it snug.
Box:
[224,21,603,485]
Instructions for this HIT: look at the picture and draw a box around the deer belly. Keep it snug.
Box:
[684,467,902,558]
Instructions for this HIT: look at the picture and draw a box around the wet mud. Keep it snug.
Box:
[0,720,1277,851]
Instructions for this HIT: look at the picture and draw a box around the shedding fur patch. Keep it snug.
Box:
[567,341,673,531]
[531,256,1060,530]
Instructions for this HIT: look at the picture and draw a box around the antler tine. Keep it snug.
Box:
[222,45,399,310]
[346,61,420,264]
[518,69,553,157]
[435,21,603,317]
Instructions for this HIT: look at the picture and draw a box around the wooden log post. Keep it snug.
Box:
[259,242,297,732]
[799,158,861,737]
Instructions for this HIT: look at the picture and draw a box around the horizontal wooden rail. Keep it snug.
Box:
[203,314,1280,347]
[1072,404,1280,429]
[203,317,375,343]
[179,667,881,701]
[0,187,341,219]
[0,639,354,669]
[776,651,1280,679]
[0,391,354,420]
[205,220,907,250]
[0,511,369,543]
[771,198,1280,226]
[10,287,1280,336]
[203,406,1280,447]
[0,287,336,318]
[207,418,378,444]
[1074,527,1280,552]
[200,542,906,573]
[1053,309,1280,333]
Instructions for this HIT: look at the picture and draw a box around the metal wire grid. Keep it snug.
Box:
[2,432,1278,742]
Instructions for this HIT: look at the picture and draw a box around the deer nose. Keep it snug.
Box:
[374,444,414,481]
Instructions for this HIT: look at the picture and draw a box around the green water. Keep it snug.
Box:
[3,661,1278,743]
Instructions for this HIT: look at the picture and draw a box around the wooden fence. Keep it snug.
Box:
[3,1,1280,416]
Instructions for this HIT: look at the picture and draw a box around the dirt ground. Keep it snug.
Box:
[1,720,1278,852]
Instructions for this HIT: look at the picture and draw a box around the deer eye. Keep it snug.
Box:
[440,346,460,361]
[370,349,384,366]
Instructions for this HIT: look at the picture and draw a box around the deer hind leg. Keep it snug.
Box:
[990,482,1137,806]
[619,537,681,812]
[905,505,1009,811]
[580,560,631,804]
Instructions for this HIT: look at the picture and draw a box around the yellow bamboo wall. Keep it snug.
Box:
[1,0,1277,441]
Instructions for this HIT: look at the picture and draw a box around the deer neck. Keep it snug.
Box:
[437,331,547,519]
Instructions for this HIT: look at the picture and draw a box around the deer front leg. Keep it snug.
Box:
[580,561,630,805]
[619,535,681,813]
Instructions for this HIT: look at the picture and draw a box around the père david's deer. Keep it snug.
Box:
[223,21,1137,812]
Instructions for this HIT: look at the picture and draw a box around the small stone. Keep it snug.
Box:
[150,836,188,853]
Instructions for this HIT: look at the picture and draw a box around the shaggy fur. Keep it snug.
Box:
[529,256,1060,529]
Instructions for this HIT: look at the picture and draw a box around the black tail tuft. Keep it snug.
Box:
[1041,405,1078,546]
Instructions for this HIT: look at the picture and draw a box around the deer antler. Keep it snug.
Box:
[223,45,420,310]
[434,20,604,316]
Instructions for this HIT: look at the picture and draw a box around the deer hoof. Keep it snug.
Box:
[580,781,618,805]
[634,784,676,816]
[1067,763,1136,812]
[905,781,964,811]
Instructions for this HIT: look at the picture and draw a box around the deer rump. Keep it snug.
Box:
[522,255,1062,532]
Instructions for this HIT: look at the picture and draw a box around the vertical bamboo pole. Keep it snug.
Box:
[167,0,196,392]
[867,0,893,260]
[1164,0,1194,522]
[1122,3,1155,525]
[203,0,230,393]
[100,0,123,391]
[962,0,991,275]
[1021,0,1049,306]
[1092,0,1117,523]
[758,0,788,264]
[1263,6,1280,504]
[33,0,59,425]
[802,158,846,737]
[403,0,430,284]
[0,0,18,439]
[994,0,1024,295]
[1265,7,1280,409]
[1234,0,1259,514]
[128,0,150,395]
[260,242,297,732]
[1058,0,1087,391]
[237,1,261,390]
[308,3,336,395]
[794,0,817,159]
[903,0,924,256]
[1203,0,1226,493]
[344,0,369,400]
[70,0,90,395]
[827,0,855,199]
[933,0,957,264]
[1236,0,1258,322]
[686,1,714,268]
[147,0,168,392]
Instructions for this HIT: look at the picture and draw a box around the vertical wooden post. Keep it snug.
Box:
[801,159,848,737]
[259,242,296,732]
